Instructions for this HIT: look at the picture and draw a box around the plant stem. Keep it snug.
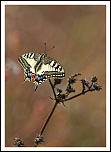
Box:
[40,79,58,135]
[40,80,90,136]
[49,79,57,100]
[64,90,90,102]
[40,102,58,135]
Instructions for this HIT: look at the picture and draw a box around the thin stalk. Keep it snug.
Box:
[40,102,57,135]
[64,90,90,102]
[40,79,58,135]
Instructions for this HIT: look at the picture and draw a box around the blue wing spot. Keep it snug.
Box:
[35,74,46,82]
[25,70,32,81]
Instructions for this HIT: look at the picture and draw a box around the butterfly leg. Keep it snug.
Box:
[34,82,38,91]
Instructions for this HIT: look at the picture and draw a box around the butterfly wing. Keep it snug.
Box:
[39,55,65,78]
[18,52,65,90]
[18,52,41,73]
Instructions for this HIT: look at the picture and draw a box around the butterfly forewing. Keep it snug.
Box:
[19,52,41,73]
[18,52,65,90]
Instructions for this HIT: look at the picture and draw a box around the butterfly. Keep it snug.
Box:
[18,47,65,91]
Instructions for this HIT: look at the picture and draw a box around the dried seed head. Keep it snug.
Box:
[56,88,62,93]
[68,76,77,85]
[53,79,62,87]
[91,76,98,82]
[80,78,89,87]
[13,138,25,147]
[34,134,44,145]
[90,83,102,91]
[66,85,75,93]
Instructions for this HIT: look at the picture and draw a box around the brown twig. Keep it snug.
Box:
[14,75,102,146]
[40,102,58,135]
[40,79,58,135]
[40,80,91,136]
[64,90,90,102]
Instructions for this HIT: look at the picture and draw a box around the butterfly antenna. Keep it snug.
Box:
[44,43,55,53]
[44,43,46,52]
[15,80,26,90]
[46,46,55,52]
[20,80,26,86]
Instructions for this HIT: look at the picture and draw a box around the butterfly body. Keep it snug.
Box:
[18,52,65,90]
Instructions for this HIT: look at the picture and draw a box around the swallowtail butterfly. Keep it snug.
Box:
[18,46,65,91]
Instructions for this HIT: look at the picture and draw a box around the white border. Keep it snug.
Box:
[1,1,110,5]
[106,3,110,150]
[1,1,5,151]
[1,1,110,151]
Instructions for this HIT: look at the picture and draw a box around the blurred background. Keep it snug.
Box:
[5,5,106,147]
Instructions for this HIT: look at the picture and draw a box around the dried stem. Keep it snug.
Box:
[39,80,90,136]
[40,79,58,135]
[14,75,102,146]
[64,90,90,102]
[49,79,57,100]
[40,102,57,135]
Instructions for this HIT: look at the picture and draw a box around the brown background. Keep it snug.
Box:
[5,5,106,147]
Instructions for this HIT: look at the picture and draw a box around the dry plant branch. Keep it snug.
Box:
[13,74,102,147]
